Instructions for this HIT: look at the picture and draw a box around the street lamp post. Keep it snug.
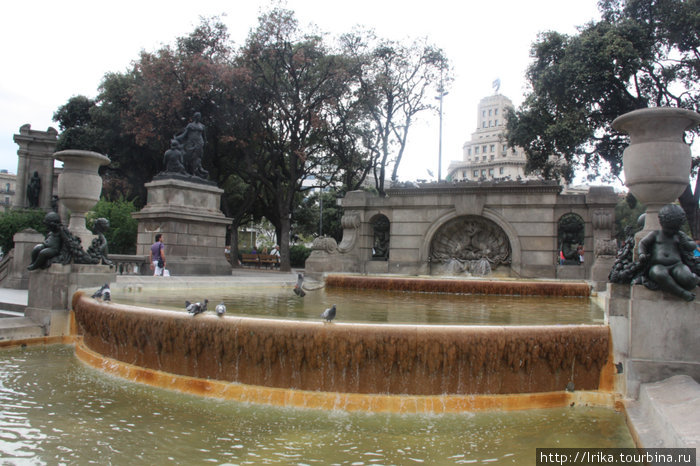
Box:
[435,83,448,182]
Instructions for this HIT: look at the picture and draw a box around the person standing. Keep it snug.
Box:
[150,234,166,276]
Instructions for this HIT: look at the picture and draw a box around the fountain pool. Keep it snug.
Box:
[0,345,634,464]
[110,285,604,325]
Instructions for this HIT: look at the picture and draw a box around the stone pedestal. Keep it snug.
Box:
[25,264,116,336]
[607,283,700,398]
[5,228,44,289]
[132,178,231,275]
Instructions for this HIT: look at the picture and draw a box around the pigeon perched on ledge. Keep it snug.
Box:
[91,283,111,301]
[215,302,226,317]
[321,304,336,323]
[186,299,208,316]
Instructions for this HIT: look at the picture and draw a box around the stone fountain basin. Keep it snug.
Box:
[72,286,612,412]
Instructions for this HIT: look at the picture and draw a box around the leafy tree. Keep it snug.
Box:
[294,189,344,242]
[236,8,358,270]
[87,197,139,254]
[342,32,451,194]
[506,0,700,233]
[614,193,647,242]
[0,209,47,254]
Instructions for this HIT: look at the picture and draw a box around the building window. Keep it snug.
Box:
[494,108,499,115]
[482,121,486,128]
[4,197,9,204]
[482,145,487,153]
[475,146,479,154]
[482,110,486,117]
[473,170,479,177]
[490,144,495,152]
[494,119,499,126]
[481,169,486,176]
[4,183,9,192]
[467,148,471,156]
[488,168,494,176]
[499,167,504,174]
[482,156,487,161]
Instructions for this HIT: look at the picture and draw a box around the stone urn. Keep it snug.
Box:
[54,150,110,248]
[613,107,700,236]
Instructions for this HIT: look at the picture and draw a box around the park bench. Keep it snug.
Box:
[241,253,259,267]
[259,253,280,268]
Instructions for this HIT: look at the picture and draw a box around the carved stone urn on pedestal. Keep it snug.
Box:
[612,107,700,242]
[54,150,110,248]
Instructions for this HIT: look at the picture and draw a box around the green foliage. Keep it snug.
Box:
[294,189,344,242]
[289,244,311,268]
[614,194,646,242]
[0,209,47,254]
[507,0,700,183]
[86,198,138,254]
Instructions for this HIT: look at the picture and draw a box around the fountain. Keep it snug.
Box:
[70,274,614,414]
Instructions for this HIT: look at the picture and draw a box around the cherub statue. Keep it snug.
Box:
[636,204,700,301]
[87,217,113,266]
[27,212,63,270]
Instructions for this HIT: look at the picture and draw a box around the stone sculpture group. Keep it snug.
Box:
[27,212,113,271]
[157,112,209,181]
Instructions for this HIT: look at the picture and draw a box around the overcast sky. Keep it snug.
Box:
[0,0,602,181]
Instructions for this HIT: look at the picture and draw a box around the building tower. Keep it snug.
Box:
[447,94,535,182]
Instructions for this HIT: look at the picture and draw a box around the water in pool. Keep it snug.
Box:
[0,345,634,464]
[112,285,604,325]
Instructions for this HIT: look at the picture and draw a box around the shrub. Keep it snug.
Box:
[87,197,138,254]
[290,244,311,268]
[0,209,47,254]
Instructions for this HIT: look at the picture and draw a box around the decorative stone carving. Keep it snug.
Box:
[594,239,618,258]
[337,213,360,253]
[312,236,338,254]
[592,209,613,231]
[430,216,511,275]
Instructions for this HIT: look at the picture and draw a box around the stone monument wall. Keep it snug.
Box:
[306,181,617,280]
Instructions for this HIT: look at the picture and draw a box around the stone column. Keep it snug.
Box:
[5,228,44,289]
[12,124,58,210]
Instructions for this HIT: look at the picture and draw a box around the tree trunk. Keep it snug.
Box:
[678,183,700,239]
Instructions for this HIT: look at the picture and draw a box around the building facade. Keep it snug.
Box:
[447,94,534,182]
[0,170,16,212]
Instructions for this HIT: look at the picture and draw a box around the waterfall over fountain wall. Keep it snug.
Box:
[73,291,609,398]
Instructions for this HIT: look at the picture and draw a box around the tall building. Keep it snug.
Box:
[0,170,16,212]
[447,94,536,182]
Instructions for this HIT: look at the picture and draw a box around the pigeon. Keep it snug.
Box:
[186,299,208,316]
[321,304,336,323]
[215,302,226,317]
[91,283,111,301]
[293,273,306,297]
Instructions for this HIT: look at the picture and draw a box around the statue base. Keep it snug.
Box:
[25,264,116,336]
[133,178,232,276]
[607,283,700,398]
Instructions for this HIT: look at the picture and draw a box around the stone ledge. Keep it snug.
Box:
[625,375,700,449]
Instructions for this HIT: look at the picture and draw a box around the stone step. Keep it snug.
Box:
[0,317,45,341]
[626,375,700,450]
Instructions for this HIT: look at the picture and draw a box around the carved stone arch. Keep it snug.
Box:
[369,213,390,261]
[558,212,585,265]
[420,208,521,268]
[423,209,516,275]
